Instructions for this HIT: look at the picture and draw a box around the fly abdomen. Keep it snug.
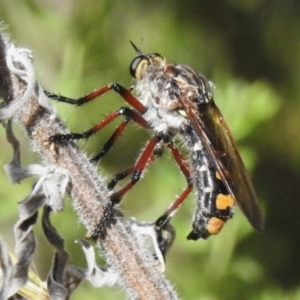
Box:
[187,143,235,240]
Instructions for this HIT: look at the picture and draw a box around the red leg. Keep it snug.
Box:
[96,135,162,238]
[107,147,162,189]
[49,107,149,143]
[91,119,129,162]
[155,142,193,230]
[45,83,146,113]
[110,136,161,204]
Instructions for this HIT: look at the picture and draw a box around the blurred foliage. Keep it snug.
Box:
[1,0,300,299]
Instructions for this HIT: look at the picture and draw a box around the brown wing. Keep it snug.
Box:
[178,95,264,232]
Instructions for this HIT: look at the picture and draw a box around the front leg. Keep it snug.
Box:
[45,83,146,112]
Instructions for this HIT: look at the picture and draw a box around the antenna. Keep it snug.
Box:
[129,40,142,55]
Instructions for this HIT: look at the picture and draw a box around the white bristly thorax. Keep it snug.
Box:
[132,64,188,133]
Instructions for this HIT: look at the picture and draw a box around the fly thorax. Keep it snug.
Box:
[134,77,187,132]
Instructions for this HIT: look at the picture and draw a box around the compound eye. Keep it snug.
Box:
[129,55,148,79]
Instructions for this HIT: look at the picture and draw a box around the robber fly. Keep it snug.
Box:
[47,42,264,240]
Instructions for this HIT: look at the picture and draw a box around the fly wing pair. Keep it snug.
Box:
[177,93,264,232]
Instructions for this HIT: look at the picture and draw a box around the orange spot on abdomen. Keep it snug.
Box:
[206,217,225,235]
[216,194,234,210]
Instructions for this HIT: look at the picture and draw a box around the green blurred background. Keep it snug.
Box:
[1,1,300,299]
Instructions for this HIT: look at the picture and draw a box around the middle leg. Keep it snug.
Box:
[94,133,164,238]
